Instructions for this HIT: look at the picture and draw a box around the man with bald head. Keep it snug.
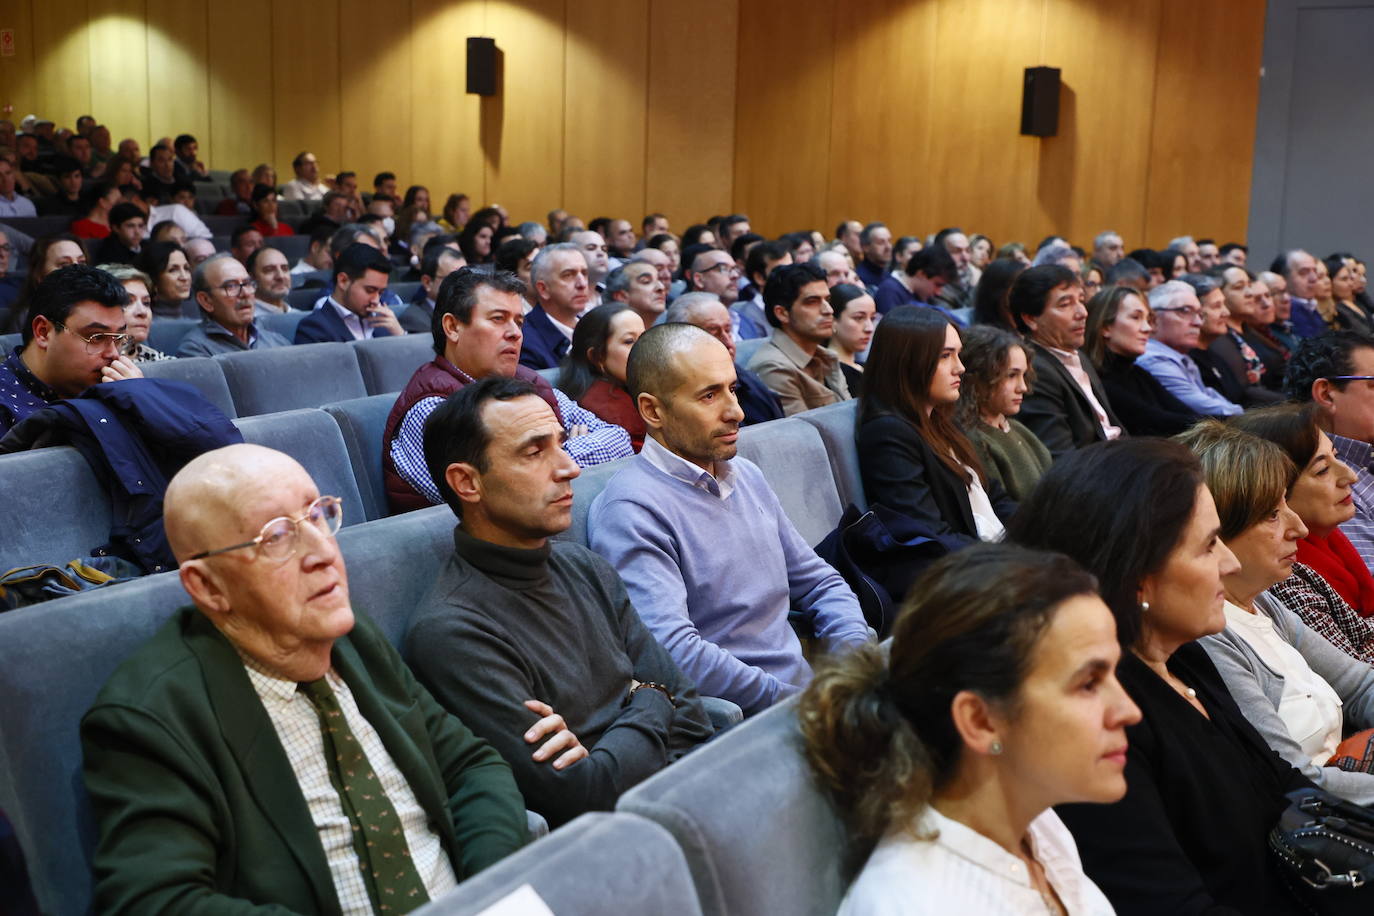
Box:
[664,292,783,426]
[588,324,870,716]
[81,444,528,914]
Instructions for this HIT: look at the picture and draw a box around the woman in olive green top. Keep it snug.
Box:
[957,325,1052,500]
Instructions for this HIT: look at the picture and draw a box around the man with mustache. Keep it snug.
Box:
[745,261,851,416]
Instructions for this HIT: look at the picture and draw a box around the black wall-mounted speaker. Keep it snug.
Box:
[1020,66,1061,137]
[467,37,497,96]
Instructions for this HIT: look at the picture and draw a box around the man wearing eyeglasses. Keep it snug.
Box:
[682,246,740,309]
[0,264,143,437]
[1136,279,1243,418]
[82,443,529,913]
[176,253,291,358]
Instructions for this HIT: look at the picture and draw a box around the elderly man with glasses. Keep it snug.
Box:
[1134,279,1243,418]
[82,443,529,914]
[176,253,291,357]
[0,264,143,436]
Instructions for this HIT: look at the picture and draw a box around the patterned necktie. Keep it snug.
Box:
[299,678,431,914]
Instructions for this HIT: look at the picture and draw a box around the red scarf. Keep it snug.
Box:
[1297,530,1374,617]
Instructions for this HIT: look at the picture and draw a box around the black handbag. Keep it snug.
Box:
[1270,789,1374,891]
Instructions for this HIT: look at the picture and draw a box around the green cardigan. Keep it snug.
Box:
[81,607,529,915]
[967,417,1052,502]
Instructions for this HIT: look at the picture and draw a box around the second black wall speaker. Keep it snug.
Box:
[1020,66,1060,137]
[467,37,497,96]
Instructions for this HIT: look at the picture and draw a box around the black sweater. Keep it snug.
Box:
[405,526,713,827]
[1098,351,1201,436]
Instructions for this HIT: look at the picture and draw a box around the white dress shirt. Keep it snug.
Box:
[839,807,1114,915]
[1046,347,1122,440]
[326,296,379,340]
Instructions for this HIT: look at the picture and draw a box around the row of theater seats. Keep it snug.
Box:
[0,398,864,915]
[1,210,315,245]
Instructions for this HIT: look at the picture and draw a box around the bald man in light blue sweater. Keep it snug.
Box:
[588,324,870,716]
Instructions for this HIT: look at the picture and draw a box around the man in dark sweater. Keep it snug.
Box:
[406,376,715,827]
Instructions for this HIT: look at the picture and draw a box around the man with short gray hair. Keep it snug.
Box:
[606,260,666,328]
[1271,248,1325,339]
[521,243,590,371]
[1135,279,1241,417]
[177,253,291,357]
[516,221,547,247]
[1092,230,1124,268]
[1168,235,1202,273]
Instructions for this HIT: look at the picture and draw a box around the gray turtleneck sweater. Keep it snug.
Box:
[406,525,713,827]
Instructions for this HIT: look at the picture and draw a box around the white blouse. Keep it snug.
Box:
[838,807,1115,915]
[964,465,1006,542]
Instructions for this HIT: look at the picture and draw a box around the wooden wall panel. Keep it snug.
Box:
[31,0,92,128]
[644,0,738,233]
[1143,0,1265,247]
[206,0,273,172]
[145,0,209,151]
[339,0,413,191]
[483,0,565,220]
[0,1,39,131]
[562,0,648,222]
[408,0,485,207]
[87,0,150,149]
[270,0,341,179]
[734,0,835,236]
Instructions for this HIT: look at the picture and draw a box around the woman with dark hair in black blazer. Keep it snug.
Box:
[857,306,1016,544]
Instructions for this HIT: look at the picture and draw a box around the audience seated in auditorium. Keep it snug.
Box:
[99,262,172,362]
[280,150,329,202]
[137,241,192,319]
[1165,273,1257,409]
[384,269,632,513]
[858,306,1016,544]
[407,377,713,827]
[1009,264,1122,458]
[0,265,142,437]
[800,544,1133,915]
[1181,421,1374,802]
[747,261,851,416]
[177,253,291,357]
[247,246,292,314]
[94,203,145,266]
[1272,249,1325,339]
[520,242,589,371]
[732,240,792,340]
[139,184,212,241]
[0,156,38,218]
[1007,439,1332,915]
[956,324,1051,502]
[81,444,528,913]
[1233,403,1374,649]
[605,260,666,331]
[294,243,403,344]
[1208,264,1282,401]
[589,323,870,716]
[826,283,875,397]
[557,303,646,452]
[1284,331,1374,571]
[1084,285,1199,436]
[1325,253,1373,335]
[249,184,295,238]
[854,222,892,292]
[400,245,465,334]
[873,244,960,320]
[662,292,784,426]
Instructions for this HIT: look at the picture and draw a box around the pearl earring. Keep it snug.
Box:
[1141,600,1150,612]
[989,740,1003,756]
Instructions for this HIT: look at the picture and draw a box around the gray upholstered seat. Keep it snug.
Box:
[389,281,422,303]
[258,309,309,341]
[617,697,849,916]
[796,398,866,511]
[216,341,366,415]
[0,446,113,571]
[264,234,310,262]
[145,316,200,355]
[0,332,20,355]
[554,454,633,547]
[234,409,366,526]
[351,334,436,395]
[416,812,703,916]
[736,417,844,546]
[733,335,768,366]
[322,393,397,522]
[336,504,454,647]
[288,286,325,310]
[139,356,238,418]
[536,366,561,386]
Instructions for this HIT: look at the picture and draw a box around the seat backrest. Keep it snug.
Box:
[0,332,20,356]
[554,455,633,547]
[146,316,200,355]
[351,334,436,395]
[735,418,844,546]
[0,446,113,572]
[536,366,560,385]
[265,234,309,261]
[234,409,366,524]
[734,336,769,366]
[288,286,325,310]
[258,309,308,341]
[0,569,190,916]
[336,505,454,647]
[417,812,702,916]
[796,399,865,511]
[217,341,366,415]
[616,698,849,916]
[201,214,242,236]
[321,394,396,522]
[139,356,237,418]
[389,281,422,303]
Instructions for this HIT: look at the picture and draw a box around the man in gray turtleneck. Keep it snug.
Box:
[406,375,714,827]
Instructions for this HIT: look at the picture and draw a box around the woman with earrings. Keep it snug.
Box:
[800,544,1137,914]
[1007,438,1327,915]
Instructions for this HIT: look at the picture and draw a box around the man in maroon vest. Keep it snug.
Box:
[383,268,634,514]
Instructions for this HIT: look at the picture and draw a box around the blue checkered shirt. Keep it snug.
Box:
[1333,434,1374,571]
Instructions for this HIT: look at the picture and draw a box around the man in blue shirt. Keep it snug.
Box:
[1136,280,1243,418]
[588,323,870,715]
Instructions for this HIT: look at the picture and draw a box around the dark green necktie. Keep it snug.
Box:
[299,678,431,914]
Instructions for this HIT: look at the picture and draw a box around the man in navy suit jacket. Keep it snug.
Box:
[518,243,590,371]
[663,292,784,426]
[295,242,405,344]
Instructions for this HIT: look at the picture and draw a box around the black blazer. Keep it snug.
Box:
[1206,333,1283,406]
[856,408,1016,545]
[1019,341,1123,459]
[294,302,396,344]
[518,306,571,372]
[1098,352,1200,437]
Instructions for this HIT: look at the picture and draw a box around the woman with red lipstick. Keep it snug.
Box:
[1084,286,1200,436]
[1183,422,1374,801]
[1008,439,1324,915]
[800,544,1136,915]
[957,325,1050,501]
[857,306,1016,545]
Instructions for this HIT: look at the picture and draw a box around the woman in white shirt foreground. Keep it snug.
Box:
[799,544,1139,915]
